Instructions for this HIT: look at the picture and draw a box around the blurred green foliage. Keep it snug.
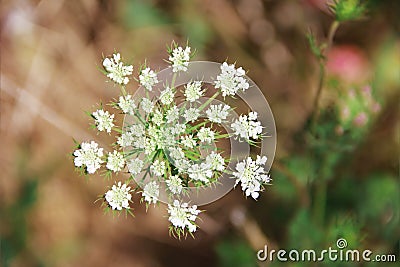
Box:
[216,238,257,267]
[0,180,39,267]
[217,1,399,266]
[1,148,41,267]
[122,0,170,28]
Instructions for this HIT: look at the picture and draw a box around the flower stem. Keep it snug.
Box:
[327,21,340,51]
[310,20,340,132]
[310,20,340,227]
[313,179,327,226]
[120,86,127,97]
[198,91,220,111]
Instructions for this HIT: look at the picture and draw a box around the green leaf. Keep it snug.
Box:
[307,31,324,60]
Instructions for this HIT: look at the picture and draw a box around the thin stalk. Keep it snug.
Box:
[310,20,340,131]
[198,91,220,111]
[310,62,326,132]
[310,20,340,227]
[327,21,340,51]
[313,180,327,226]
[120,86,127,97]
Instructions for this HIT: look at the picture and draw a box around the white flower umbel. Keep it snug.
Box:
[197,127,215,143]
[175,158,191,174]
[72,43,274,239]
[169,46,191,72]
[215,62,249,97]
[130,124,145,137]
[139,67,158,91]
[142,181,159,205]
[92,109,114,133]
[117,132,134,147]
[74,141,104,174]
[184,81,204,102]
[150,159,166,177]
[232,155,271,200]
[160,86,175,105]
[183,107,200,123]
[231,111,263,141]
[188,163,213,183]
[180,135,196,148]
[206,104,231,123]
[171,124,186,135]
[118,95,136,114]
[144,138,156,155]
[103,53,133,85]
[141,98,154,114]
[168,200,201,234]
[133,136,146,149]
[152,109,164,126]
[127,158,144,176]
[105,182,132,210]
[168,146,185,160]
[206,151,225,171]
[106,150,125,172]
[166,105,179,123]
[166,175,183,195]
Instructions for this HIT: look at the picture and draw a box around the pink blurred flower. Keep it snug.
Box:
[326,45,370,84]
[353,112,368,127]
[371,103,381,113]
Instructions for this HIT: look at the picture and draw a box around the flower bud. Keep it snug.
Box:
[329,0,367,22]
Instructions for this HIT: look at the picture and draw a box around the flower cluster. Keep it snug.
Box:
[72,44,272,238]
[232,155,271,200]
[105,182,132,210]
[231,111,263,141]
[139,67,158,91]
[169,46,191,72]
[102,53,133,85]
[336,85,380,136]
[92,109,114,133]
[73,141,103,174]
[168,200,201,235]
[215,62,250,97]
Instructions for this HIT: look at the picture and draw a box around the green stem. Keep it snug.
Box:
[170,72,177,90]
[310,20,340,132]
[310,62,325,132]
[186,121,207,132]
[215,133,230,139]
[120,86,127,97]
[327,21,340,51]
[313,180,327,226]
[198,91,220,111]
[310,20,340,227]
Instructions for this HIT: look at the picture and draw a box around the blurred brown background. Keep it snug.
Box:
[1,0,399,267]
